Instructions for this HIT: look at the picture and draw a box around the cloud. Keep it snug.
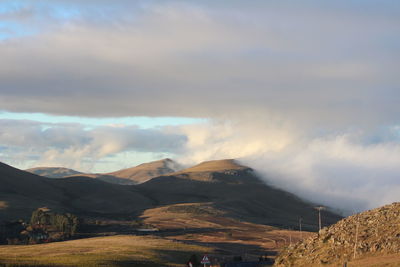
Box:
[0,1,398,127]
[0,1,399,213]
[0,119,186,171]
[178,120,400,213]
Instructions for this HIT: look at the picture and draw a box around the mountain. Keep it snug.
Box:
[1,159,342,231]
[106,158,180,183]
[26,167,83,178]
[0,162,153,221]
[175,159,248,173]
[139,159,342,230]
[25,158,180,185]
[274,202,400,266]
[169,159,255,183]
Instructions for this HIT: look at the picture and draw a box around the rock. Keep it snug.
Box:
[274,202,400,266]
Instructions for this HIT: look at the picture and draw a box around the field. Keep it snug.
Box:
[0,235,210,267]
[140,203,313,260]
[0,203,312,266]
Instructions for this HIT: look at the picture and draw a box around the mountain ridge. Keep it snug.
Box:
[26,167,83,178]
[26,158,180,185]
[1,159,342,231]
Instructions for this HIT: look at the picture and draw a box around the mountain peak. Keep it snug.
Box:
[107,158,180,183]
[176,159,250,174]
[168,159,255,183]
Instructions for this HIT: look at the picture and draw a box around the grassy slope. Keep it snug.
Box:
[0,203,312,266]
[322,253,400,267]
[107,158,177,183]
[0,162,154,221]
[173,159,248,174]
[139,175,342,231]
[140,203,314,260]
[0,235,210,267]
[345,253,400,267]
[1,160,342,229]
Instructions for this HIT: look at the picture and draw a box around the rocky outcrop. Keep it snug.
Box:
[274,202,400,266]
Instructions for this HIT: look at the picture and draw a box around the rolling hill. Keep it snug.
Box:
[1,159,342,230]
[0,162,153,221]
[106,158,180,183]
[0,159,347,265]
[139,159,342,230]
[26,158,180,185]
[169,159,255,183]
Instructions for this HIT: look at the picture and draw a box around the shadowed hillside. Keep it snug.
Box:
[0,162,153,221]
[1,159,342,230]
[139,160,342,230]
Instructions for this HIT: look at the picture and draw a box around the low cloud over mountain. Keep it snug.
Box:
[0,0,399,213]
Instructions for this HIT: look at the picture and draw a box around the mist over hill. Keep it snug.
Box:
[1,159,342,230]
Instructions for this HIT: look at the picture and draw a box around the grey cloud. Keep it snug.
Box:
[0,1,398,128]
[1,1,400,212]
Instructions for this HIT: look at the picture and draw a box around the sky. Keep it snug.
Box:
[0,0,400,213]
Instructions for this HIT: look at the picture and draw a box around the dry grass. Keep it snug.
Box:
[0,201,8,209]
[0,203,313,266]
[173,159,246,174]
[0,235,211,267]
[321,253,400,267]
[349,253,400,267]
[141,203,312,260]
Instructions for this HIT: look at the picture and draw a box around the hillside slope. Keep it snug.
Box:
[0,162,153,221]
[274,202,400,266]
[0,235,210,267]
[169,159,257,183]
[139,160,342,230]
[1,159,342,232]
[26,158,180,185]
[107,158,179,183]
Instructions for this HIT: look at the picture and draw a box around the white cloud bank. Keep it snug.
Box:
[177,120,400,213]
[1,117,400,213]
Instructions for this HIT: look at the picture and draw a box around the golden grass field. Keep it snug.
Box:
[0,203,310,266]
[0,235,211,267]
[141,203,313,259]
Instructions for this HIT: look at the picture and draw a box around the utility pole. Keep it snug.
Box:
[299,217,303,239]
[314,206,325,231]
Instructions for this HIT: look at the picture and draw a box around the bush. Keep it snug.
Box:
[30,209,80,237]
